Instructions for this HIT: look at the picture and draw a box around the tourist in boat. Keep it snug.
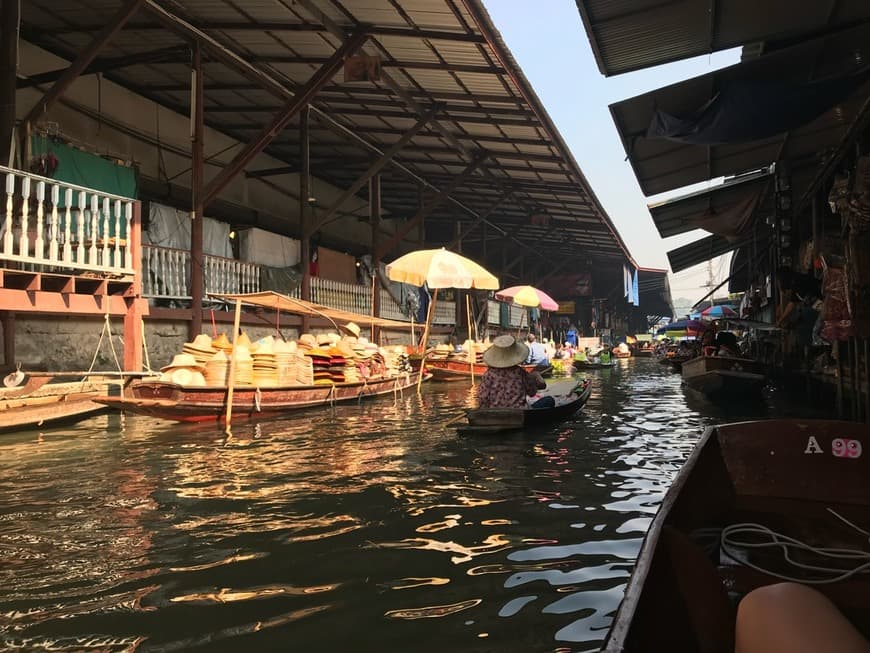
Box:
[525,333,550,366]
[477,335,546,409]
[575,347,588,363]
[599,348,611,364]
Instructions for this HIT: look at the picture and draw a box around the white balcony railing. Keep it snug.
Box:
[1,165,136,276]
[142,245,259,300]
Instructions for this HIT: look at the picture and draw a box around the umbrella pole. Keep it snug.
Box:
[417,288,437,393]
[466,293,475,386]
[223,298,242,436]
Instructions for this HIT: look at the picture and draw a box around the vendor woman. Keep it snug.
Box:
[477,335,546,409]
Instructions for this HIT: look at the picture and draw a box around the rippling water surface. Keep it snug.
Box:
[0,359,822,652]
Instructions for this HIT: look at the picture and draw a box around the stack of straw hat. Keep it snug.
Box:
[327,346,347,383]
[212,333,233,354]
[296,352,314,385]
[204,350,229,386]
[307,347,332,385]
[252,338,278,387]
[160,353,206,386]
[183,334,216,367]
[234,345,254,385]
[274,339,297,386]
[298,333,316,351]
[430,343,452,359]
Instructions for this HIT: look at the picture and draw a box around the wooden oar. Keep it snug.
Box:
[443,411,468,427]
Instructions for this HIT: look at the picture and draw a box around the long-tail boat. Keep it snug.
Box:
[455,378,592,435]
[95,373,419,424]
[681,355,766,398]
[603,418,870,652]
[96,290,428,425]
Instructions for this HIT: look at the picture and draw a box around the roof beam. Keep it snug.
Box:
[50,21,487,43]
[202,26,370,208]
[23,0,146,125]
[308,103,441,235]
[447,191,510,247]
[375,153,488,260]
[17,45,187,89]
[139,0,484,223]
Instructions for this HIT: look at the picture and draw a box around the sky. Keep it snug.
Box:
[482,1,741,310]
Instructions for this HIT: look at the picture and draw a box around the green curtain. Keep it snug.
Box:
[31,136,137,202]
[31,136,137,237]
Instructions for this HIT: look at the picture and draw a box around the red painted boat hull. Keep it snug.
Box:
[94,373,421,423]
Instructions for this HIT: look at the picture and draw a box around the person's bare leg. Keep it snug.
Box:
[736,583,870,653]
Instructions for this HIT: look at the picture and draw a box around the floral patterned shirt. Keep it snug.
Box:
[476,366,541,408]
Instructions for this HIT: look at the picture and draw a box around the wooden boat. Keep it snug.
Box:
[455,378,592,435]
[426,358,546,382]
[574,359,615,370]
[681,355,766,398]
[635,347,654,358]
[665,355,692,371]
[0,374,125,433]
[613,350,632,359]
[94,373,421,424]
[603,418,870,652]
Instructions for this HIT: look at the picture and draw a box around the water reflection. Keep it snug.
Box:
[0,358,824,651]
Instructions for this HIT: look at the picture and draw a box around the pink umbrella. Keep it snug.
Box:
[494,285,559,311]
[701,305,738,320]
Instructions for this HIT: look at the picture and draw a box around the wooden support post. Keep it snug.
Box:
[370,174,381,340]
[0,0,19,166]
[455,220,463,337]
[202,27,368,208]
[189,43,205,340]
[23,0,145,125]
[2,311,14,367]
[300,105,311,333]
[123,202,144,371]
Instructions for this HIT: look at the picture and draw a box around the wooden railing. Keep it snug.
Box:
[1,165,136,276]
[142,245,259,300]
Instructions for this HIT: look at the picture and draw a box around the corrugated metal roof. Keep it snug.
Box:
[667,233,753,274]
[21,0,640,272]
[648,170,771,239]
[576,0,870,77]
[610,23,870,197]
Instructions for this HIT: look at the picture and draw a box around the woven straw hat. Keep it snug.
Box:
[161,353,206,372]
[298,333,316,348]
[341,322,361,338]
[482,335,529,368]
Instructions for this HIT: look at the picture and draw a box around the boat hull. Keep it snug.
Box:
[456,380,592,435]
[604,419,870,652]
[635,349,654,357]
[0,379,120,433]
[681,356,765,397]
[574,360,615,370]
[95,374,419,423]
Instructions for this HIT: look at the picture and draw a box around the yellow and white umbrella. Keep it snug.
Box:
[386,248,498,388]
[386,248,499,289]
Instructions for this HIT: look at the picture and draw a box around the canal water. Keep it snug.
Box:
[0,359,825,652]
